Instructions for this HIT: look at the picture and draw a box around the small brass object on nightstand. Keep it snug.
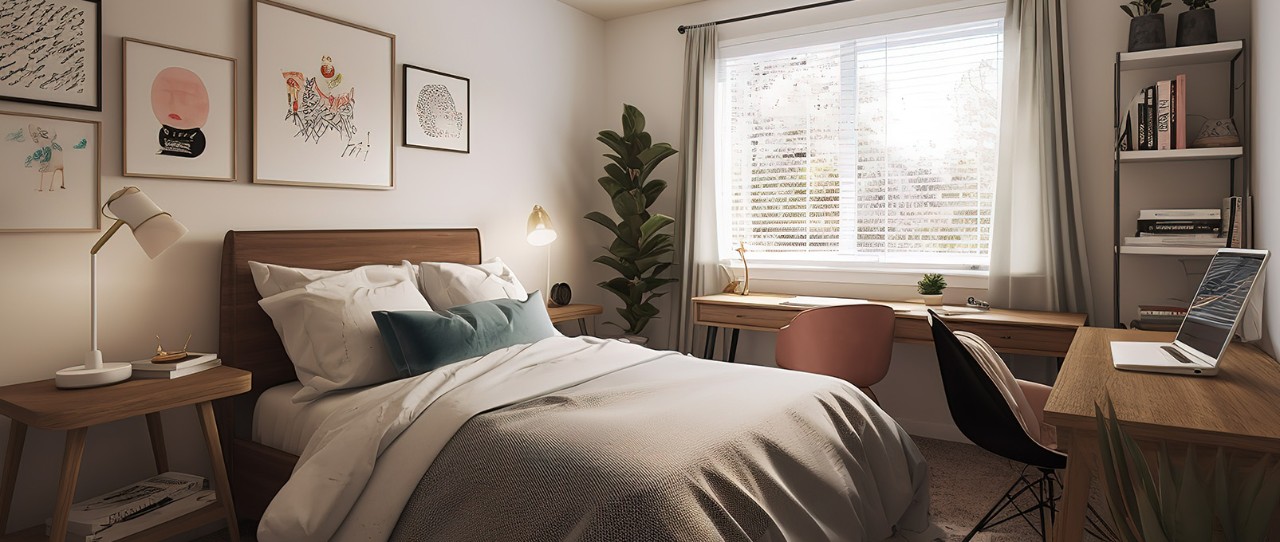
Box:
[151,334,193,363]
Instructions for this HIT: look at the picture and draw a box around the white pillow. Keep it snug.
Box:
[257,268,431,403]
[249,261,417,298]
[415,257,529,308]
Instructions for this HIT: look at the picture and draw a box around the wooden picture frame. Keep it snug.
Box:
[402,64,470,153]
[0,0,102,111]
[122,38,237,182]
[0,111,101,232]
[252,0,395,190]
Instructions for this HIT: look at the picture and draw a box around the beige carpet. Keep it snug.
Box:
[198,436,1108,541]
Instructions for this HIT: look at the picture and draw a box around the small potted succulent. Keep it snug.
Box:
[1121,0,1171,52]
[917,273,947,307]
[1176,0,1218,47]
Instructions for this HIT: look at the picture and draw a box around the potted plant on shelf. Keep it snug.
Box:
[917,274,947,307]
[1121,0,1171,52]
[1177,0,1218,47]
[585,104,678,345]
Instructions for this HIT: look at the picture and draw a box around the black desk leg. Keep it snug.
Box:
[703,326,719,359]
[578,319,588,336]
[727,329,740,363]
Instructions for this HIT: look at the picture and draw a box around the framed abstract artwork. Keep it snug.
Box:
[123,38,237,181]
[252,0,395,189]
[0,0,102,111]
[0,111,100,232]
[403,64,469,153]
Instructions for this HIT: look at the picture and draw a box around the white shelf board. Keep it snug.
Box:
[1120,245,1220,256]
[1119,41,1244,71]
[1119,147,1243,162]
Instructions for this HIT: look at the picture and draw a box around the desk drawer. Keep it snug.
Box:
[695,303,798,331]
[897,318,1075,357]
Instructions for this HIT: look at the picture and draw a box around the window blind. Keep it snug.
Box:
[717,15,1004,269]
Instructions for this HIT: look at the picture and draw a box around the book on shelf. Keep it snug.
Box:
[1136,232,1220,239]
[1131,319,1183,332]
[1175,74,1188,149]
[1139,209,1221,220]
[132,359,220,379]
[1136,220,1221,234]
[1156,79,1172,150]
[130,352,217,371]
[47,490,217,542]
[1124,236,1226,247]
[1223,196,1243,249]
[1145,86,1156,150]
[53,472,205,536]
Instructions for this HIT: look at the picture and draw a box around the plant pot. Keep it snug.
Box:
[616,335,649,346]
[922,294,944,307]
[1128,14,1167,52]
[1176,9,1217,47]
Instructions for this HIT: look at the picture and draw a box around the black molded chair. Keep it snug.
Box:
[927,310,1111,541]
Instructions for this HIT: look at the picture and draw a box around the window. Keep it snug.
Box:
[716,8,1004,274]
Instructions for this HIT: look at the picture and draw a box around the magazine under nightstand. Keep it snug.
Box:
[0,366,250,542]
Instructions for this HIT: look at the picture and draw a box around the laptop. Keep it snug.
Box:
[1111,248,1270,376]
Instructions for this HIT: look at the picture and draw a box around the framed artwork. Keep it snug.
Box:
[403,64,469,153]
[252,0,395,189]
[0,0,102,111]
[123,38,237,181]
[0,111,100,232]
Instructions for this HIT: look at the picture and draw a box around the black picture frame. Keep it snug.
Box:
[402,63,470,153]
[0,0,103,111]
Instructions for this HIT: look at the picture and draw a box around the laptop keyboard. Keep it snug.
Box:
[1161,345,1195,364]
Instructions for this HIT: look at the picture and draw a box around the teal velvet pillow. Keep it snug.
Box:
[373,291,557,377]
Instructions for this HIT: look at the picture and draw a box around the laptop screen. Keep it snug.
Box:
[1175,250,1267,361]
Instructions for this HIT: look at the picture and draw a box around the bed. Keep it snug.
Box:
[216,228,940,542]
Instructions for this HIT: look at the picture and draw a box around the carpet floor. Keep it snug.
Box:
[198,436,1108,541]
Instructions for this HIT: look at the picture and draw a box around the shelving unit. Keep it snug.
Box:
[1112,40,1250,328]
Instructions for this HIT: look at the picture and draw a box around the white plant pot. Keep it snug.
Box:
[922,294,944,306]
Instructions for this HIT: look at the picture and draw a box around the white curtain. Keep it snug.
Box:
[989,0,1093,319]
[668,24,720,353]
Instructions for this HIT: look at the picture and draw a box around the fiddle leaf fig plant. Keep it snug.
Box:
[585,104,679,336]
[1121,0,1171,17]
[1182,0,1216,8]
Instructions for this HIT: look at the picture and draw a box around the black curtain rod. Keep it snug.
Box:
[677,0,858,34]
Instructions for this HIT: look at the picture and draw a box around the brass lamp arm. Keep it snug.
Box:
[90,219,126,255]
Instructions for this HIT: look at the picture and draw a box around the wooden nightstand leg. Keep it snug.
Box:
[50,427,88,542]
[0,421,28,534]
[197,402,240,542]
[145,412,169,473]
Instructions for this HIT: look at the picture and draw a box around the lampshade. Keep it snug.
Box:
[527,205,557,247]
[106,187,188,259]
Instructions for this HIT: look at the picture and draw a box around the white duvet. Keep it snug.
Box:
[258,337,940,541]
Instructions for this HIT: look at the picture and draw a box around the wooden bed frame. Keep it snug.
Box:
[216,228,481,521]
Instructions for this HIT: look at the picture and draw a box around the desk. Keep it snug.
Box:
[1044,328,1280,541]
[692,293,1087,362]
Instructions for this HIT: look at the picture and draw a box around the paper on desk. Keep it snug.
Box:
[894,306,985,316]
[779,296,868,307]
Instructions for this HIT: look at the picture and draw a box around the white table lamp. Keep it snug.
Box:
[55,187,188,389]
[527,205,557,301]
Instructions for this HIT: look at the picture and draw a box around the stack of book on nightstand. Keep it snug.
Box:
[1124,209,1227,249]
[130,352,220,379]
[45,472,215,542]
[1131,304,1189,332]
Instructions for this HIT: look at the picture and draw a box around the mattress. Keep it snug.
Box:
[252,382,364,456]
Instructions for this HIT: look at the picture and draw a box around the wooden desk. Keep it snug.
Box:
[692,293,1087,362]
[1044,328,1280,541]
[0,366,251,542]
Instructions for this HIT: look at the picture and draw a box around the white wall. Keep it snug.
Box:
[602,0,1252,440]
[1253,0,1279,354]
[0,0,603,531]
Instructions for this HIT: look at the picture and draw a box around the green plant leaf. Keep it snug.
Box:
[650,262,673,277]
[639,215,675,241]
[597,280,631,305]
[593,255,639,279]
[1173,446,1213,542]
[605,163,635,190]
[636,144,678,183]
[611,190,647,218]
[1121,4,1136,17]
[1096,405,1142,542]
[584,212,620,237]
[639,234,674,257]
[623,104,644,135]
[642,179,668,206]
[598,176,626,198]
[608,238,640,261]
[1104,401,1147,540]
[1214,449,1237,542]
[597,132,628,157]
[1158,444,1177,536]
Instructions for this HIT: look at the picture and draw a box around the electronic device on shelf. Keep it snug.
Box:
[966,297,991,311]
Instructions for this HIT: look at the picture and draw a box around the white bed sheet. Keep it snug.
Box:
[252,382,365,456]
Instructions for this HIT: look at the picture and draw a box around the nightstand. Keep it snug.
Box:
[0,366,251,542]
[547,304,603,336]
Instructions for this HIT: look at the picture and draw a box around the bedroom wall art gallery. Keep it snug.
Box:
[0,0,604,532]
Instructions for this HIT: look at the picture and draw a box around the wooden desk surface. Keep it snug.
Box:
[0,366,251,431]
[1044,327,1280,453]
[693,293,1086,328]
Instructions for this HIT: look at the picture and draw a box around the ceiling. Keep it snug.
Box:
[558,0,705,20]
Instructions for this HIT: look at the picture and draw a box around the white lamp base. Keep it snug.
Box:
[55,362,132,389]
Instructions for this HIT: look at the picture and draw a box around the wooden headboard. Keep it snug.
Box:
[218,228,481,394]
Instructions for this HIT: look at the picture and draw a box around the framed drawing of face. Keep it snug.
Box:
[252,0,395,189]
[123,38,237,181]
[0,0,102,111]
[0,111,100,232]
[403,64,469,153]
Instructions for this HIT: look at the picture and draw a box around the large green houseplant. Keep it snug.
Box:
[585,105,678,337]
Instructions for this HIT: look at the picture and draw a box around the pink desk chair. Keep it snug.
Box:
[774,304,895,405]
